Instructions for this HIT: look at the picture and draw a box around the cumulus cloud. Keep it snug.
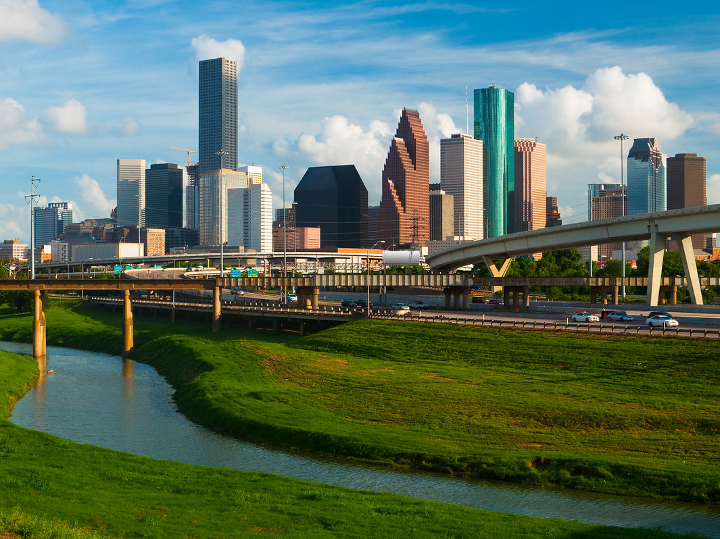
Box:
[191,34,245,68]
[0,202,27,242]
[416,102,459,182]
[0,0,66,44]
[73,174,116,220]
[121,116,141,135]
[0,95,43,149]
[708,174,720,206]
[46,99,88,134]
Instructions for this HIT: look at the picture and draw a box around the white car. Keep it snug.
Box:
[646,315,679,327]
[607,311,633,322]
[572,312,599,323]
[392,303,411,315]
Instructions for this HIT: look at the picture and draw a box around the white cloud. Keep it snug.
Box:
[0,0,65,44]
[121,116,141,135]
[708,174,720,206]
[46,99,88,134]
[0,202,27,242]
[416,102,459,183]
[73,174,115,220]
[0,95,43,149]
[191,34,245,68]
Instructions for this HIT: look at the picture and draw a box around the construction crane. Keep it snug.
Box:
[171,146,196,167]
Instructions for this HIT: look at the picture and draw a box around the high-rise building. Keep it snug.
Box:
[117,159,146,228]
[474,86,514,237]
[588,184,626,261]
[546,197,562,227]
[227,183,273,252]
[377,108,429,248]
[429,184,454,241]
[295,165,369,249]
[198,169,248,246]
[440,133,483,239]
[514,140,546,233]
[34,202,72,248]
[667,153,707,249]
[186,163,200,229]
[145,163,183,229]
[627,138,666,215]
[239,165,262,185]
[367,205,379,247]
[199,57,238,174]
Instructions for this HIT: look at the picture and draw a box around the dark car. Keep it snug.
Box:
[341,298,356,307]
[355,298,373,308]
[648,311,672,319]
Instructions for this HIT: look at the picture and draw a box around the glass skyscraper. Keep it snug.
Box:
[627,138,666,215]
[199,57,238,174]
[474,86,514,238]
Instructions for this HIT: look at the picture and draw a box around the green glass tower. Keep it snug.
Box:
[474,86,514,237]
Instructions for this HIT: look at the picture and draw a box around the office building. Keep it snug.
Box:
[667,153,707,249]
[239,165,262,185]
[186,163,200,229]
[627,138,666,215]
[272,225,321,251]
[474,86,514,237]
[588,184,626,262]
[295,165,369,249]
[367,205,379,247]
[0,239,29,261]
[199,57,238,174]
[514,140,546,233]
[117,159,146,228]
[164,227,200,253]
[145,163,183,229]
[49,239,70,262]
[440,133,483,239]
[198,169,248,246]
[34,202,72,248]
[546,197,562,227]
[227,183,273,252]
[429,185,454,241]
[377,108,429,248]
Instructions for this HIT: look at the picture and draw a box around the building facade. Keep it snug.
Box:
[227,182,273,252]
[145,163,183,230]
[294,165,369,249]
[117,159,146,228]
[239,165,262,184]
[429,185,455,241]
[440,133,483,239]
[377,108,429,248]
[272,225,321,251]
[588,184,626,262]
[627,138,666,215]
[667,153,707,249]
[546,197,562,227]
[514,140,546,233]
[186,163,200,229]
[199,57,238,174]
[34,202,72,248]
[474,86,514,237]
[198,169,248,246]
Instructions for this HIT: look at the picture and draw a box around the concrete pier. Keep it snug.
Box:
[122,290,133,357]
[33,290,46,361]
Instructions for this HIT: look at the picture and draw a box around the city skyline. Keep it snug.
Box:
[1,1,720,244]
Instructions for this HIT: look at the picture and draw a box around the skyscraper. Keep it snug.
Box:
[588,184,626,261]
[239,165,262,184]
[198,169,248,246]
[34,202,72,248]
[294,165,368,249]
[429,184,454,241]
[145,163,183,229]
[117,159,146,228]
[186,163,200,229]
[199,57,238,174]
[474,86,514,237]
[627,138,666,215]
[440,133,483,239]
[228,183,273,252]
[377,108,429,248]
[667,153,707,249]
[514,140,546,233]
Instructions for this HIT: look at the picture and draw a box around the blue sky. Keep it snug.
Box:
[2,0,720,243]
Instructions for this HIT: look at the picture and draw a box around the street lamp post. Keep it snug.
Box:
[25,176,41,279]
[367,241,385,318]
[614,134,629,298]
[280,165,288,303]
[217,151,229,279]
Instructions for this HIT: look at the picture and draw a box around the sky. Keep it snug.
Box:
[2,0,720,244]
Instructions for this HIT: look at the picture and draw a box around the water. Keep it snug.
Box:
[4,341,720,537]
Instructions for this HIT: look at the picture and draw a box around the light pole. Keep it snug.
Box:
[614,134,629,298]
[25,176,41,279]
[367,240,385,318]
[217,150,229,279]
[280,165,288,303]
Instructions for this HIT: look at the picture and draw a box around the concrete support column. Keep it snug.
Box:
[590,290,598,304]
[462,289,469,309]
[484,256,512,295]
[612,286,619,305]
[248,318,254,331]
[453,289,460,309]
[273,320,278,332]
[312,287,319,309]
[677,234,703,305]
[444,288,451,309]
[601,289,608,305]
[33,290,46,361]
[212,285,222,332]
[523,286,530,310]
[503,288,510,309]
[300,321,305,336]
[122,290,133,357]
[647,227,666,306]
[670,285,678,305]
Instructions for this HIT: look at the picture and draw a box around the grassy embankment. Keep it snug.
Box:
[1,303,703,537]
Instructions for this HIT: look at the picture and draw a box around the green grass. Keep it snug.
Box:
[0,300,717,537]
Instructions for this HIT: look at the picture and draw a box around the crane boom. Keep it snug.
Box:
[171,146,196,167]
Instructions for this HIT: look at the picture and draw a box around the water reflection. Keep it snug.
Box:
[3,341,720,538]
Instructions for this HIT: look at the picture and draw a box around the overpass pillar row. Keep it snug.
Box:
[33,290,46,361]
[212,285,222,332]
[122,289,133,357]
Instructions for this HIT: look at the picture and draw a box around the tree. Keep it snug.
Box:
[599,259,623,277]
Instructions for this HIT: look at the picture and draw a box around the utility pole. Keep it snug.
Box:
[280,165,288,303]
[614,134,629,298]
[25,176,41,279]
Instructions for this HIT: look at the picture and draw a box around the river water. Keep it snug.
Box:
[4,342,720,537]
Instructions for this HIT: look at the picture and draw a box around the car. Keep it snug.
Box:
[355,298,373,308]
[287,293,297,303]
[409,300,430,309]
[646,314,679,327]
[392,303,411,315]
[648,311,672,319]
[682,296,692,304]
[572,311,599,323]
[607,311,633,322]
[341,298,356,307]
[487,298,504,305]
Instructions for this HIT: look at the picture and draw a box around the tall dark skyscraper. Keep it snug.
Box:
[474,86,514,238]
[667,153,707,249]
[294,165,368,249]
[199,57,238,173]
[145,163,184,229]
[377,108,429,248]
